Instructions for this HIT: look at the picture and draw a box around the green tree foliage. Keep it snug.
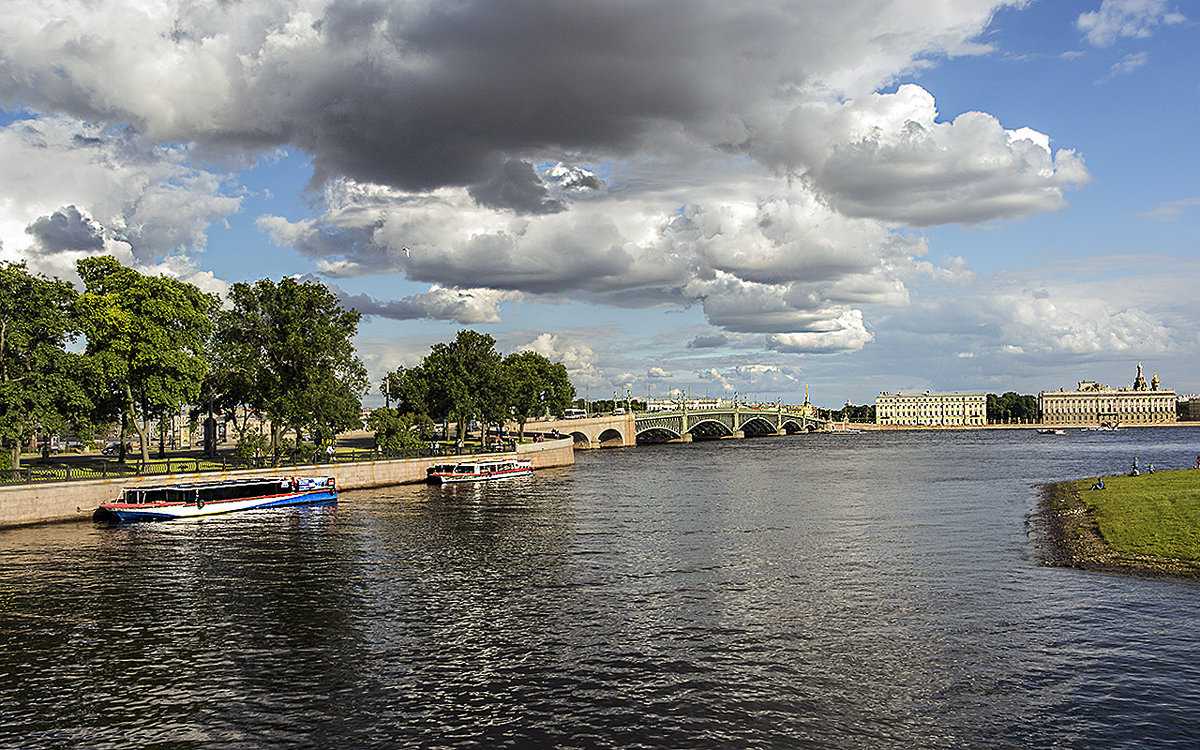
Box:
[213,277,368,458]
[502,350,575,439]
[0,262,93,470]
[366,407,427,453]
[830,403,876,423]
[412,330,506,439]
[987,392,1039,423]
[380,365,429,416]
[75,257,215,463]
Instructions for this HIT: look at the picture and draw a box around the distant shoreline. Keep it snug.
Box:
[1036,477,1200,581]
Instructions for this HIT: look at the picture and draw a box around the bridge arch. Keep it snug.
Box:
[738,415,778,436]
[570,431,591,448]
[635,426,682,443]
[597,428,627,448]
[686,418,735,439]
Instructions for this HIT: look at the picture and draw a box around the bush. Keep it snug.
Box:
[233,432,268,459]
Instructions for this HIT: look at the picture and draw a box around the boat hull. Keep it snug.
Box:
[95,488,337,523]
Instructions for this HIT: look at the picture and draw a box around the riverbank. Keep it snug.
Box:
[0,438,574,529]
[1038,469,1200,580]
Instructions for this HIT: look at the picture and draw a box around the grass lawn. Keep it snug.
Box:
[1072,469,1200,563]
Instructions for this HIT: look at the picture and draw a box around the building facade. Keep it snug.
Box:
[1038,363,1176,427]
[875,391,987,427]
[1178,396,1200,422]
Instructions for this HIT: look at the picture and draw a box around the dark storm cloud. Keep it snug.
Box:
[467,160,566,214]
[688,334,729,349]
[25,205,104,252]
[274,0,752,195]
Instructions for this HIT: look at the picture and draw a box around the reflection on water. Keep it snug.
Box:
[2,429,1199,748]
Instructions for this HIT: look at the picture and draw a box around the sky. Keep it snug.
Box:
[1,0,1196,409]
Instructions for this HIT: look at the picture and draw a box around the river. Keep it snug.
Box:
[2,428,1199,748]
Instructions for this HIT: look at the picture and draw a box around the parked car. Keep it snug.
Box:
[102,442,133,455]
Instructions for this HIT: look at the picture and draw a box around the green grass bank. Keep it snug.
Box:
[1040,469,1200,579]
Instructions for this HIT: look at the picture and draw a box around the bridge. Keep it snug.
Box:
[528,405,829,449]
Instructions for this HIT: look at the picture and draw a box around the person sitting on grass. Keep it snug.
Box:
[1091,478,1105,490]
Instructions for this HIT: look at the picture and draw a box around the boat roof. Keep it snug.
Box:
[122,476,329,492]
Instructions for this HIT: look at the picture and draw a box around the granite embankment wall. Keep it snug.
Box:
[0,438,574,530]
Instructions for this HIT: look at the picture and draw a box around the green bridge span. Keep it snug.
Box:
[530,406,829,449]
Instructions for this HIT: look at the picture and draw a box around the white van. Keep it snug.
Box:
[563,408,587,419]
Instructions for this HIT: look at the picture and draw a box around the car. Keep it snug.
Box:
[102,442,133,455]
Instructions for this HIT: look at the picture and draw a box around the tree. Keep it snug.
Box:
[503,351,575,439]
[830,403,875,423]
[366,407,427,453]
[75,257,215,463]
[381,364,430,416]
[0,262,93,471]
[987,392,1039,423]
[213,277,367,460]
[417,329,505,440]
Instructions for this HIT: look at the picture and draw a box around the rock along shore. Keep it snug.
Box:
[1036,480,1200,581]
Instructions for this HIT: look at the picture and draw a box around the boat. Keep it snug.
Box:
[1036,428,1066,435]
[94,476,337,522]
[426,458,533,484]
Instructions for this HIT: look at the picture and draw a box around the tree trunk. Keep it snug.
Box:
[125,383,150,464]
[118,412,128,463]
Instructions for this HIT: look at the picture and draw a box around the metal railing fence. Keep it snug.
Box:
[1,444,497,486]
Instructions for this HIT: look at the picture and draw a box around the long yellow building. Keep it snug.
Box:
[1038,363,1176,427]
[875,391,987,426]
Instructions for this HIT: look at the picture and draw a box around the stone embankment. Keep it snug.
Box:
[0,438,574,530]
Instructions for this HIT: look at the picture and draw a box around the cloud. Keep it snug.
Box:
[333,284,522,324]
[696,368,735,392]
[518,332,603,387]
[0,1,1073,227]
[0,115,241,278]
[688,334,729,349]
[792,86,1089,226]
[647,366,672,379]
[1077,0,1185,47]
[1140,197,1200,221]
[1097,51,1149,83]
[0,0,1093,355]
[25,205,104,253]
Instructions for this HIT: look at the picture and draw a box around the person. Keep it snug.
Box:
[1195,455,1199,469]
[1130,456,1139,476]
[325,443,335,462]
[1091,478,1105,490]
[1148,462,1155,473]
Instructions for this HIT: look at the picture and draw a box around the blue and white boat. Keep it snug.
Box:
[94,476,337,522]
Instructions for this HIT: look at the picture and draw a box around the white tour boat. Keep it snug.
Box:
[426,458,533,484]
[94,476,337,522]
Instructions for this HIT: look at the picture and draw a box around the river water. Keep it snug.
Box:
[2,428,1199,748]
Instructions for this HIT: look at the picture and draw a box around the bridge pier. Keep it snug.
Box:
[681,434,693,443]
[732,430,744,439]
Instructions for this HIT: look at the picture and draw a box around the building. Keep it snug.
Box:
[875,391,987,427]
[1178,396,1200,422]
[1038,362,1176,427]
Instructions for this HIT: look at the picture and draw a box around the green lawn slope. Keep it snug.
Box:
[1040,469,1200,579]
